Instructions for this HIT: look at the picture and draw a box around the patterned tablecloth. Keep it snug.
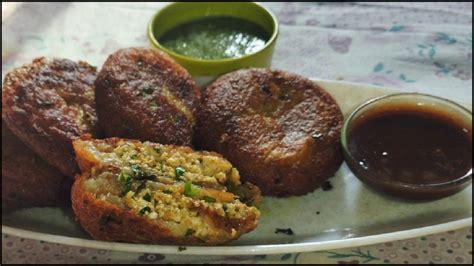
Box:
[2,2,472,264]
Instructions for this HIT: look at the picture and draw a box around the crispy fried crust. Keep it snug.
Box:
[2,57,99,177]
[72,174,258,245]
[71,135,260,245]
[94,47,200,146]
[72,175,198,245]
[2,121,71,212]
[197,68,344,197]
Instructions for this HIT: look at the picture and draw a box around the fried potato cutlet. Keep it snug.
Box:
[94,47,200,146]
[71,135,260,245]
[197,68,344,197]
[2,57,99,177]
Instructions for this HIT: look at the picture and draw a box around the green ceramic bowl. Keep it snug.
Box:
[148,2,279,84]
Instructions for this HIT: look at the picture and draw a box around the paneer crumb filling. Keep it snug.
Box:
[81,140,260,238]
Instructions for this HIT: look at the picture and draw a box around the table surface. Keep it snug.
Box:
[2,2,472,264]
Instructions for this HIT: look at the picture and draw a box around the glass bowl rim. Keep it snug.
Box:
[341,92,473,190]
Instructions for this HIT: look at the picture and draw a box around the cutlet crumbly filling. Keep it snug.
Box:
[80,139,260,238]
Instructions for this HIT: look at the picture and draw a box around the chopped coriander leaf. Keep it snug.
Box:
[175,166,185,180]
[178,246,187,252]
[139,206,151,216]
[123,180,133,195]
[131,164,146,179]
[184,181,200,197]
[142,85,154,94]
[154,147,161,153]
[185,228,195,237]
[160,163,164,173]
[118,171,133,195]
[129,164,156,181]
[143,193,152,202]
[163,189,172,194]
[202,195,216,203]
[130,154,137,159]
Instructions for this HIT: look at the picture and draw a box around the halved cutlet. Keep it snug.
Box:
[71,135,261,245]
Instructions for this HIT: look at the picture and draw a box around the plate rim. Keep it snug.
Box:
[2,78,472,255]
[2,218,472,255]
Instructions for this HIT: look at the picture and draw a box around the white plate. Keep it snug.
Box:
[2,79,472,255]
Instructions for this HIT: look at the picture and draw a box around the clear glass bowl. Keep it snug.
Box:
[341,93,472,200]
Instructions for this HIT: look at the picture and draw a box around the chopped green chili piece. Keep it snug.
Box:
[139,206,151,216]
[118,171,133,195]
[123,181,133,195]
[184,181,200,197]
[202,195,216,203]
[118,171,129,183]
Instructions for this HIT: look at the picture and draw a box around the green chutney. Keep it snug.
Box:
[158,16,270,60]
